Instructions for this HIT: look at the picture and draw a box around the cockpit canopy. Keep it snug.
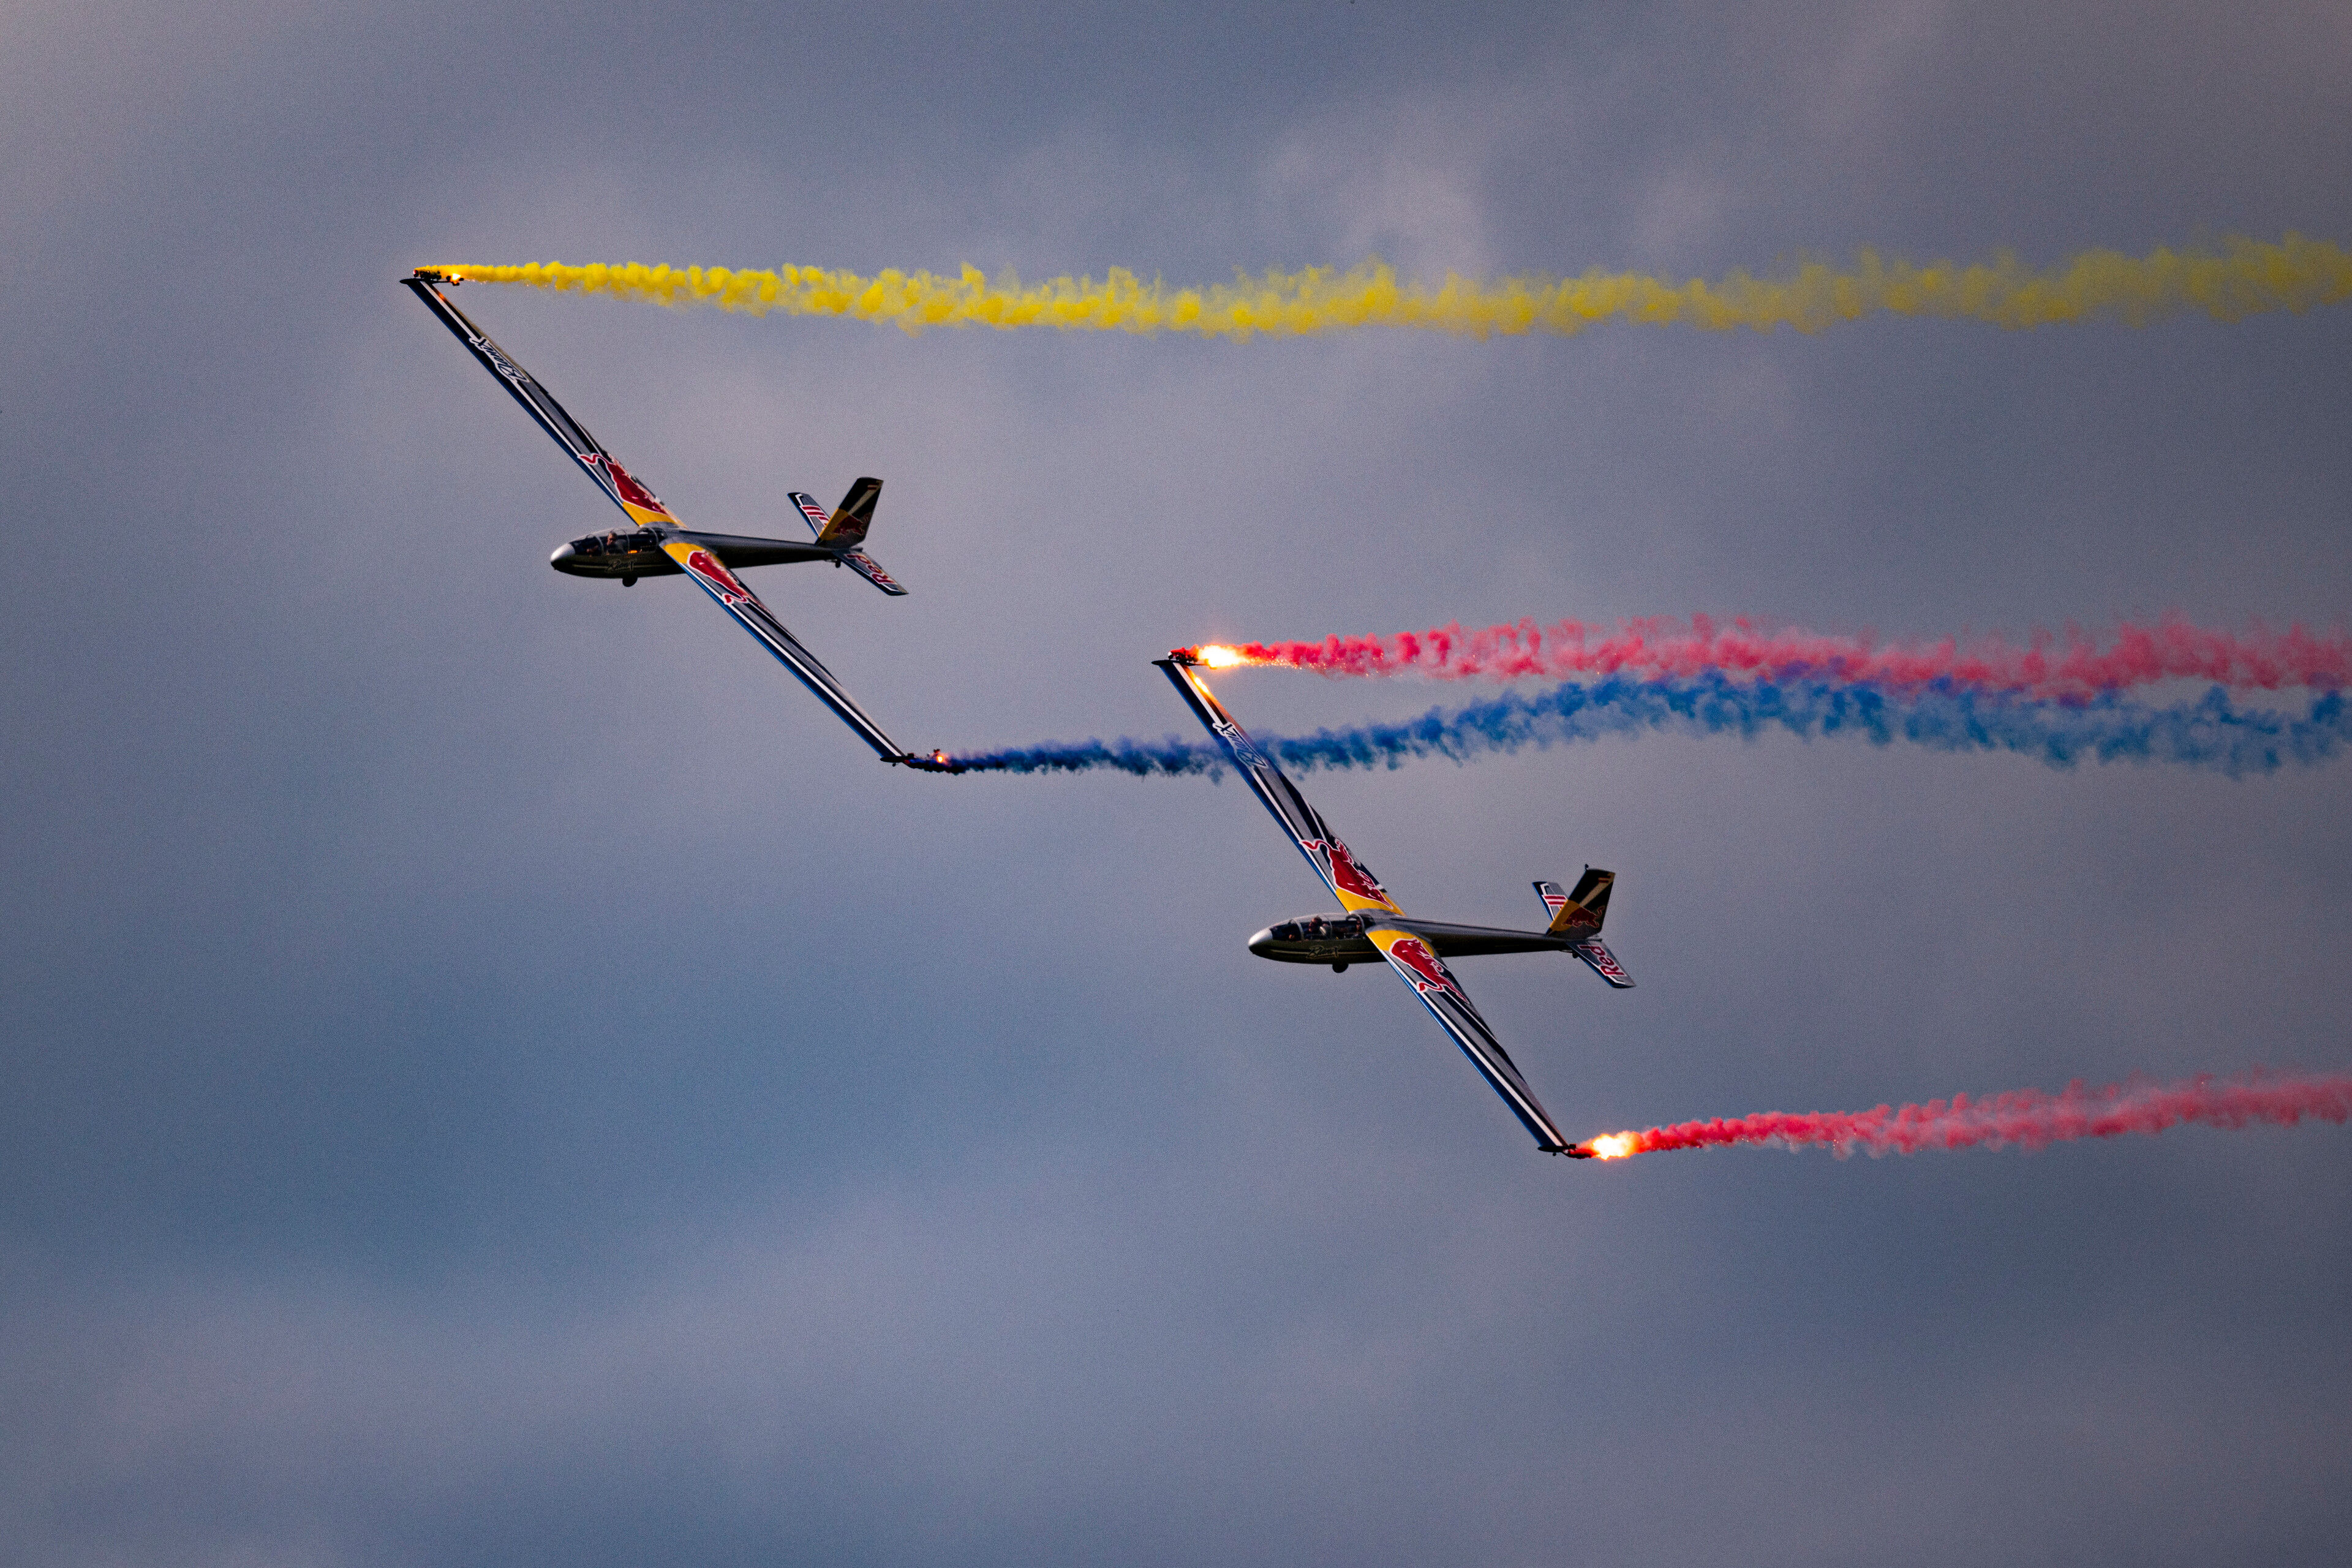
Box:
[1269,913,1370,942]
[567,528,665,558]
[551,528,682,582]
[551,527,837,581]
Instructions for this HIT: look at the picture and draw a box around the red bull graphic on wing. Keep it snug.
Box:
[683,548,751,604]
[583,454,675,520]
[1211,718,1275,774]
[1381,934,1468,1006]
[472,334,526,383]
[1316,840,1393,907]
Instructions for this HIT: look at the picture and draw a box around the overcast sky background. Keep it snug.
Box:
[5,2,2351,1563]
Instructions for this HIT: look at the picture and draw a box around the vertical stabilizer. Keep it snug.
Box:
[815,477,882,548]
[1536,869,1613,937]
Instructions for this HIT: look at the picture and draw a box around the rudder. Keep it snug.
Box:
[1534,869,1613,937]
[815,477,881,549]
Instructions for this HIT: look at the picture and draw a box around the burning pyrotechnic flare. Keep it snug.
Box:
[422,234,2352,339]
[1570,1070,2352,1159]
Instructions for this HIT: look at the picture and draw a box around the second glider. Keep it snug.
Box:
[1159,653,1633,1154]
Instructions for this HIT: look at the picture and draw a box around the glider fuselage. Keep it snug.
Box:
[1249,914,1580,967]
[550,526,841,581]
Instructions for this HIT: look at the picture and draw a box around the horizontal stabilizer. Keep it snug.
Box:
[840,549,908,595]
[1570,938,1635,989]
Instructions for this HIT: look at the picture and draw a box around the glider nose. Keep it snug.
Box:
[1247,926,1279,958]
[549,540,586,576]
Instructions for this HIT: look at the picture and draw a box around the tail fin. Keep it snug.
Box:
[1534,869,1613,937]
[815,477,881,549]
[788,480,906,595]
[1537,872,1635,987]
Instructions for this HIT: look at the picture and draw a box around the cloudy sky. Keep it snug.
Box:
[6,2,2351,1562]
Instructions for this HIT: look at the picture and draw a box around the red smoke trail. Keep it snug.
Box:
[1573,1070,2352,1159]
[1197,616,2352,697]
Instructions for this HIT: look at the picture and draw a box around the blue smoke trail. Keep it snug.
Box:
[950,677,2351,780]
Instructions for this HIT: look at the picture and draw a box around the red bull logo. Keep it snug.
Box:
[583,454,675,519]
[1574,941,1629,982]
[1382,935,1461,1002]
[1324,842,1392,906]
[845,551,902,591]
[683,548,750,603]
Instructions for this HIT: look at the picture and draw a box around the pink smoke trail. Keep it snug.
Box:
[1206,616,2352,698]
[1573,1069,2352,1159]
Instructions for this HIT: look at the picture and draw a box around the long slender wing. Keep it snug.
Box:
[1155,658,1403,915]
[1155,658,1574,1153]
[402,273,675,529]
[1367,926,1575,1153]
[666,543,910,760]
[403,271,917,765]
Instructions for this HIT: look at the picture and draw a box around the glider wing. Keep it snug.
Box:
[402,272,675,529]
[1366,926,1572,1152]
[1153,657,1397,914]
[662,541,910,760]
[1155,657,1575,1153]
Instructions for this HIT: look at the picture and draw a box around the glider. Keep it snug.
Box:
[1158,652,1633,1154]
[401,268,955,771]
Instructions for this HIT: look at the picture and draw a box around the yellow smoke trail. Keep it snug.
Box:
[423,234,2352,339]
